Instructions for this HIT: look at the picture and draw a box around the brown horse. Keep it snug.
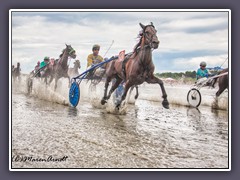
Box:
[12,62,21,82]
[101,22,169,109]
[212,68,228,97]
[47,44,77,90]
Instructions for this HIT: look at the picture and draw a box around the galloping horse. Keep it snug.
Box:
[47,44,77,90]
[212,68,228,97]
[12,62,21,82]
[101,22,169,109]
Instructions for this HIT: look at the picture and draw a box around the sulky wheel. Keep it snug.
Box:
[69,81,80,107]
[187,88,202,107]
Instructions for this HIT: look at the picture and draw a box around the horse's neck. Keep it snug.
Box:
[138,42,152,66]
[59,50,69,67]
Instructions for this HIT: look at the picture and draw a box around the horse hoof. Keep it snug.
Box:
[162,100,170,109]
[115,104,120,110]
[101,99,106,105]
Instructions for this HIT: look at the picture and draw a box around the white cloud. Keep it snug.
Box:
[171,55,228,72]
[158,29,228,54]
[11,10,229,74]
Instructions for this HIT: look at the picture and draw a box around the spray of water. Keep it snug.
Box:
[83,81,128,114]
[12,75,69,105]
[12,74,228,111]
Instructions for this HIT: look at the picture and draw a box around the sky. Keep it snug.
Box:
[10,10,230,74]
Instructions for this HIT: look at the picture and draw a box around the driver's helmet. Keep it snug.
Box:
[92,44,100,51]
[200,61,207,67]
[44,56,50,61]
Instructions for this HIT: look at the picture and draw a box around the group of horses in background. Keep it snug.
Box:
[27,44,79,93]
[41,44,77,90]
[15,22,228,109]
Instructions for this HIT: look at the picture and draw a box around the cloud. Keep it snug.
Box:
[10,10,229,74]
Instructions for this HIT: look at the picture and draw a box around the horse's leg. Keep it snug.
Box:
[135,85,139,99]
[126,86,133,103]
[48,75,54,85]
[211,77,218,88]
[216,85,227,97]
[44,77,48,85]
[101,76,112,105]
[116,80,132,108]
[54,78,58,90]
[216,88,225,97]
[128,85,138,100]
[106,77,122,99]
[146,75,169,109]
[216,77,228,97]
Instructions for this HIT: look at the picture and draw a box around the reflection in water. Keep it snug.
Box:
[211,108,219,117]
[68,107,78,117]
[186,107,203,132]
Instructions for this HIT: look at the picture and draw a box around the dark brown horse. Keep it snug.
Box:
[12,62,21,82]
[101,22,169,109]
[212,68,228,97]
[47,44,77,90]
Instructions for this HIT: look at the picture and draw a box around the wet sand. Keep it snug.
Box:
[11,77,229,169]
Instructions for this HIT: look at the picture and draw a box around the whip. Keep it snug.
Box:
[103,40,114,58]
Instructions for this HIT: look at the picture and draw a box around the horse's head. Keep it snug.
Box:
[65,44,77,59]
[17,62,20,67]
[139,22,159,49]
[74,60,81,69]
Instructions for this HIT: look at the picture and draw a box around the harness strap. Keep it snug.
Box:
[122,53,132,79]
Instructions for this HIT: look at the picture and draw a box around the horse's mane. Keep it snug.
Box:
[59,47,67,58]
[59,52,64,58]
[133,24,155,53]
[133,32,143,53]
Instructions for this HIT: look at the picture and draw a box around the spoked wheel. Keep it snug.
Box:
[187,88,202,107]
[69,81,80,107]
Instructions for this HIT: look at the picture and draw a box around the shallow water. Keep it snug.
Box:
[11,76,229,169]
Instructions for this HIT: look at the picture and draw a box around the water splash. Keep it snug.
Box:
[11,74,228,110]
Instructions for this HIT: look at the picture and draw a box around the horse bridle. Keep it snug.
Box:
[67,47,76,56]
[142,25,158,49]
